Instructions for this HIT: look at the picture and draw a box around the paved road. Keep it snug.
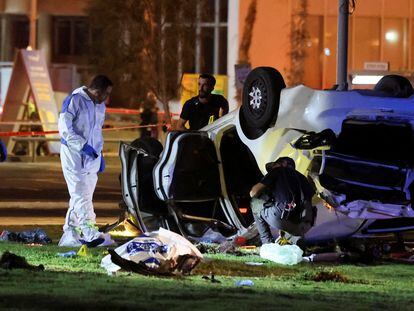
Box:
[0,161,123,226]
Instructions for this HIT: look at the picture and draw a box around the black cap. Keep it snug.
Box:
[265,157,295,173]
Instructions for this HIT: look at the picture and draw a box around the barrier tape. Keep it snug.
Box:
[0,123,169,137]
[0,108,179,131]
[106,107,141,115]
[0,130,58,137]
[106,107,179,116]
[0,121,58,126]
[0,120,164,126]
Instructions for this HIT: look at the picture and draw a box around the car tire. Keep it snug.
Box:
[374,74,414,98]
[131,136,163,158]
[238,110,266,140]
[241,67,286,130]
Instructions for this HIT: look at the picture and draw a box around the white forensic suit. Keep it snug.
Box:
[58,86,113,247]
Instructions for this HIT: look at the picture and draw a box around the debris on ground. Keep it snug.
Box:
[218,241,241,254]
[197,241,259,257]
[218,241,254,256]
[239,245,259,255]
[202,272,221,283]
[196,242,221,254]
[198,228,227,243]
[0,228,52,245]
[0,251,44,271]
[260,243,303,265]
[387,250,414,264]
[57,251,77,258]
[234,236,247,246]
[101,228,203,276]
[303,252,354,263]
[235,279,254,287]
[302,238,404,264]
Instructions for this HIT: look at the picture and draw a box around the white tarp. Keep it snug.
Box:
[101,228,203,274]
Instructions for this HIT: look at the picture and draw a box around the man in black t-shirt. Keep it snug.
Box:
[250,157,315,246]
[177,74,229,130]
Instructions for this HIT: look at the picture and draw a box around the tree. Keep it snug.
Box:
[236,0,257,104]
[287,0,309,86]
[238,0,257,65]
[86,0,203,122]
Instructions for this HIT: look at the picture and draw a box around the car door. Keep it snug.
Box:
[154,131,221,202]
[119,139,170,233]
[153,131,239,238]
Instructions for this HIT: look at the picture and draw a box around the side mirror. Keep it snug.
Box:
[293,129,336,150]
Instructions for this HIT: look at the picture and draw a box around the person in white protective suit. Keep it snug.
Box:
[58,75,114,247]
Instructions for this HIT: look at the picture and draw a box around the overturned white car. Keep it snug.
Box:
[119,67,414,244]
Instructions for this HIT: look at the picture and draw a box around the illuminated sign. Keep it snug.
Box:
[181,73,228,105]
[0,50,60,153]
[363,62,389,71]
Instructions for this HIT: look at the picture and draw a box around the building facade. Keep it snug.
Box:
[239,0,414,91]
[1,0,414,106]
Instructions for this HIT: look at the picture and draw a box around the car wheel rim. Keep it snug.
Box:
[248,78,267,117]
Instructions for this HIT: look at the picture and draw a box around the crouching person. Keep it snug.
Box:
[249,157,315,248]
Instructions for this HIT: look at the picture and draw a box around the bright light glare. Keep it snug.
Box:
[352,75,384,85]
[108,219,141,238]
[385,31,398,43]
[323,202,334,210]
[324,48,331,56]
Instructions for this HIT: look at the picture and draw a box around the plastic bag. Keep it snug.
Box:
[199,228,227,243]
[235,280,254,287]
[260,243,303,265]
[0,228,52,244]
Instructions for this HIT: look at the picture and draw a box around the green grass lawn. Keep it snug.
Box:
[1,240,414,311]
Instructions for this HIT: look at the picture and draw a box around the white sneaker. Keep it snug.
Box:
[58,230,82,247]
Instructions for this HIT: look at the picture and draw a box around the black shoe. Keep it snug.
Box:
[80,237,105,248]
